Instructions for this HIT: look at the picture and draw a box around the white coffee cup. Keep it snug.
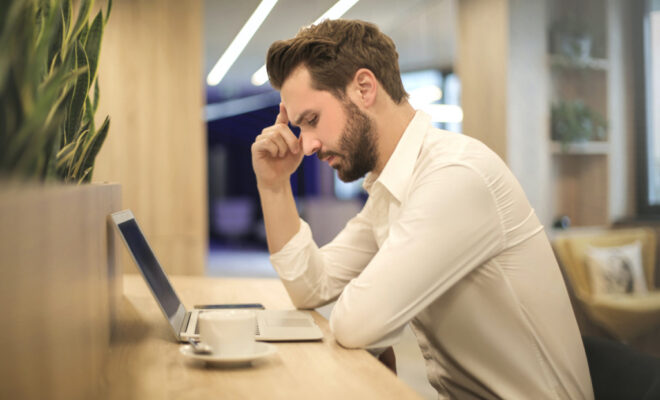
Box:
[198,310,256,356]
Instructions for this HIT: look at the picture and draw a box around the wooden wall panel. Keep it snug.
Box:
[0,184,122,400]
[553,155,609,226]
[457,0,509,160]
[93,0,207,275]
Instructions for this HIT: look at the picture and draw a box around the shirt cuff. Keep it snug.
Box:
[269,218,313,280]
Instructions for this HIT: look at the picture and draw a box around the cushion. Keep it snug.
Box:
[585,241,648,296]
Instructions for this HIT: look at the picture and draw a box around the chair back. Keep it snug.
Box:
[582,335,660,399]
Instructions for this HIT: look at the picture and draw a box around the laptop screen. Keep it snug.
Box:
[116,218,181,318]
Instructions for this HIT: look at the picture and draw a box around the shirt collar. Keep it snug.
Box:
[363,110,431,201]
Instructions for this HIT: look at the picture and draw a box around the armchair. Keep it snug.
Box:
[553,228,660,341]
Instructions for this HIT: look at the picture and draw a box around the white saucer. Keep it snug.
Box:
[180,342,277,366]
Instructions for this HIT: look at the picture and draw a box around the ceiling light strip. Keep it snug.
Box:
[251,0,359,86]
[207,0,278,86]
[313,0,359,23]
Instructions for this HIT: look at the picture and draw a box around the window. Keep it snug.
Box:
[333,69,462,199]
[638,0,660,215]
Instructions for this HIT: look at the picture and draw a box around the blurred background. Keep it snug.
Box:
[90,0,659,397]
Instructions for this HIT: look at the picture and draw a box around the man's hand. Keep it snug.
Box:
[251,103,304,191]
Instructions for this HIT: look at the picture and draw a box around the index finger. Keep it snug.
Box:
[275,103,289,125]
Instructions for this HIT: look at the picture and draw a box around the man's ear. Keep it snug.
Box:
[350,68,378,108]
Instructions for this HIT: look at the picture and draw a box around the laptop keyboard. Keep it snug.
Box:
[194,322,260,335]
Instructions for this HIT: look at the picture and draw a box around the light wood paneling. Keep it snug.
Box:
[457,0,509,160]
[552,68,608,118]
[553,154,609,226]
[93,0,207,275]
[0,184,122,400]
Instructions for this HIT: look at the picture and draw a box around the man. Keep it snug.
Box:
[251,19,593,399]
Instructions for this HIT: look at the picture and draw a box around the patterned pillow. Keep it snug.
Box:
[585,241,648,296]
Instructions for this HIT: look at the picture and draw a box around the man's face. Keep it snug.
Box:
[281,67,378,182]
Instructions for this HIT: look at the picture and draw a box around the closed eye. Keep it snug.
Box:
[308,115,318,127]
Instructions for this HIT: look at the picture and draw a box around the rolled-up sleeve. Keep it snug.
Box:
[270,209,379,309]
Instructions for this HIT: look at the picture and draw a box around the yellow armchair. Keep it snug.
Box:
[553,228,660,341]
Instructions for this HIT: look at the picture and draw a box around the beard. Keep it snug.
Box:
[318,100,378,182]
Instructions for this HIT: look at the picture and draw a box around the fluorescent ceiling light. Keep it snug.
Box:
[418,104,463,123]
[207,0,278,86]
[313,0,360,23]
[251,65,268,86]
[251,0,359,86]
[408,85,443,108]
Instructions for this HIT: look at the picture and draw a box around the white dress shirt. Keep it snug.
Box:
[270,111,593,399]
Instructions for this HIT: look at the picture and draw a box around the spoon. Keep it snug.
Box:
[188,338,213,354]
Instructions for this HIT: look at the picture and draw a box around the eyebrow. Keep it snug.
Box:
[292,110,315,127]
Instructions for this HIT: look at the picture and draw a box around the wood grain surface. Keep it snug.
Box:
[0,184,122,400]
[101,275,423,400]
[93,0,207,276]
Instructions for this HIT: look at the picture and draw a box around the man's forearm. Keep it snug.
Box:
[258,182,301,254]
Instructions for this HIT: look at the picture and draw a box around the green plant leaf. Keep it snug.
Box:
[92,78,99,113]
[85,11,103,83]
[104,0,112,25]
[78,115,109,180]
[56,135,77,170]
[65,41,89,143]
[78,165,93,183]
[78,21,89,47]
[62,0,72,45]
[8,66,74,173]
[67,127,88,179]
[68,0,93,46]
[43,113,65,180]
[1,0,110,183]
[45,0,63,68]
[84,96,95,133]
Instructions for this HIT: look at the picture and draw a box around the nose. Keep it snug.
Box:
[301,131,321,156]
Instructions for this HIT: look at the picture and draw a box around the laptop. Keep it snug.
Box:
[110,209,323,342]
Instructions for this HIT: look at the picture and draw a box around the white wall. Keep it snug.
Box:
[506,0,553,228]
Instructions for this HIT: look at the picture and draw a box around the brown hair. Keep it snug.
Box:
[266,19,408,103]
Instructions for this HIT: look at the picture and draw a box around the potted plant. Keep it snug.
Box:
[0,1,122,398]
[551,99,608,148]
[0,0,111,182]
[550,16,593,60]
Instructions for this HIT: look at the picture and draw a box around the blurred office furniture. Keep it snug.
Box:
[301,198,364,246]
[554,228,660,341]
[458,0,636,231]
[212,197,255,241]
[583,335,660,400]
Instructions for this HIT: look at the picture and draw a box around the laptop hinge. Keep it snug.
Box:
[180,312,192,338]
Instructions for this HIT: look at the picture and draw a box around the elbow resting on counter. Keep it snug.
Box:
[329,307,392,349]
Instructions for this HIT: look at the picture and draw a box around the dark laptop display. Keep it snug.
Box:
[116,218,181,318]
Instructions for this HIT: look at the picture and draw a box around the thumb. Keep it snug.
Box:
[275,103,289,125]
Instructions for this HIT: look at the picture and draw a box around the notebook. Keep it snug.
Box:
[110,209,323,342]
